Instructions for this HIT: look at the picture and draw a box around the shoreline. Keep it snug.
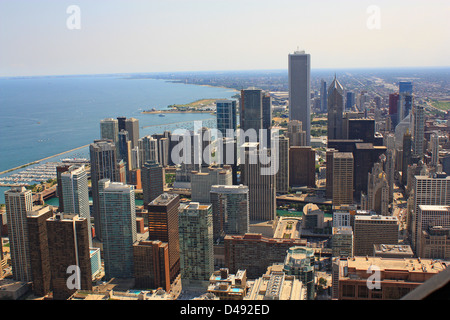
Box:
[0,144,90,176]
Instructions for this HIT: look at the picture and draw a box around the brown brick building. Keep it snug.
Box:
[47,213,92,300]
[224,233,307,279]
[289,146,316,188]
[133,240,171,292]
[332,256,448,300]
[27,206,53,297]
[147,193,180,283]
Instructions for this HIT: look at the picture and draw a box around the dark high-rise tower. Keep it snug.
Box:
[327,76,344,141]
[240,88,263,141]
[142,160,165,207]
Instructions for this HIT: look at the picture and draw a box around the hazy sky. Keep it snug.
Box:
[1,0,449,76]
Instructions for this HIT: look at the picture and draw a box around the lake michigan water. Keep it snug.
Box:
[0,74,237,203]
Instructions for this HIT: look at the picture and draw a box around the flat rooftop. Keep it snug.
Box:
[344,256,447,274]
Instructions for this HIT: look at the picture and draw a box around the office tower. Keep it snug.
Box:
[89,140,119,241]
[286,120,307,147]
[353,215,399,256]
[210,185,249,240]
[332,226,354,258]
[430,133,439,168]
[191,166,232,204]
[218,137,238,185]
[47,213,92,300]
[117,116,127,131]
[327,76,345,140]
[346,91,355,111]
[419,225,450,260]
[361,161,390,216]
[133,240,171,291]
[56,165,71,212]
[415,205,450,256]
[179,203,214,286]
[125,117,140,149]
[347,119,375,143]
[262,92,273,145]
[130,146,140,170]
[138,136,158,168]
[320,79,327,113]
[289,146,315,188]
[5,187,33,282]
[141,160,165,207]
[172,130,202,181]
[224,233,307,279]
[275,135,289,194]
[353,143,387,200]
[399,81,413,121]
[302,204,325,229]
[100,118,119,144]
[332,152,354,206]
[332,256,446,300]
[98,180,136,280]
[147,193,181,282]
[389,93,400,129]
[118,129,130,162]
[288,50,311,146]
[199,126,213,168]
[332,209,352,228]
[240,88,263,142]
[325,148,336,199]
[240,143,276,222]
[412,105,425,159]
[402,130,412,186]
[216,100,237,137]
[60,165,92,246]
[283,246,315,300]
[27,206,53,296]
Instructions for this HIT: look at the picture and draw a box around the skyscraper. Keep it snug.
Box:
[240,143,276,222]
[332,152,354,206]
[431,133,440,168]
[125,117,140,149]
[179,202,214,286]
[288,50,311,146]
[89,140,119,241]
[210,185,249,240]
[5,186,33,282]
[412,105,425,159]
[141,160,165,206]
[346,91,355,111]
[191,165,233,204]
[327,76,345,141]
[27,206,53,296]
[286,120,306,147]
[147,193,181,282]
[275,135,289,194]
[289,146,315,188]
[138,135,158,168]
[320,79,327,113]
[240,88,263,142]
[216,99,237,137]
[47,213,92,300]
[412,174,450,250]
[60,165,92,246]
[98,179,137,280]
[100,118,119,145]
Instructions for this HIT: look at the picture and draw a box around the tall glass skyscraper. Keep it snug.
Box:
[98,179,137,280]
[216,99,237,137]
[60,165,92,246]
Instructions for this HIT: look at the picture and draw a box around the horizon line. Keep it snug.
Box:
[2,65,450,79]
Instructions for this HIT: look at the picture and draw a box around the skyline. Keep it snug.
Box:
[1,0,449,77]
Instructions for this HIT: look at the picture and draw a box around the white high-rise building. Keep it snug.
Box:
[412,173,450,250]
[4,187,33,282]
[288,50,311,146]
[412,105,425,158]
[60,165,92,246]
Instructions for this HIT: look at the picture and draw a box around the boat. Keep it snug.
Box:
[159,114,166,117]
